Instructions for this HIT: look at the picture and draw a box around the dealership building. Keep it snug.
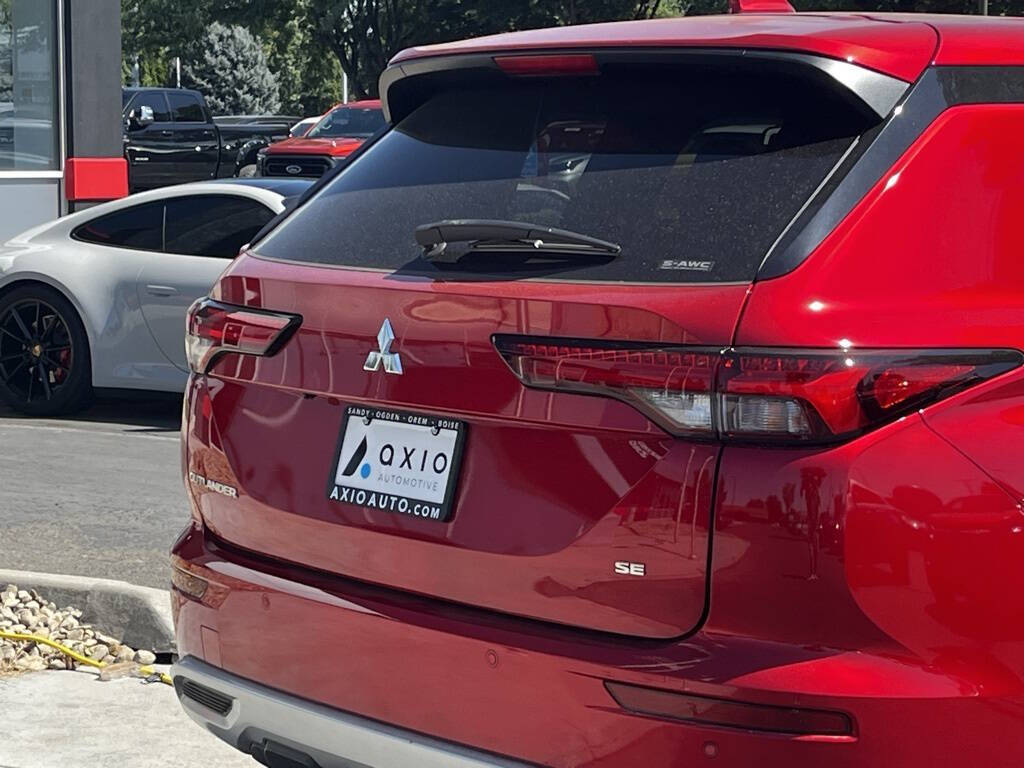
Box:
[0,0,124,241]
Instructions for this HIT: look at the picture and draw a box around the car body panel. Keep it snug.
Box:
[137,255,232,372]
[874,13,1024,66]
[172,403,1024,767]
[735,105,1024,351]
[0,182,293,392]
[191,259,748,637]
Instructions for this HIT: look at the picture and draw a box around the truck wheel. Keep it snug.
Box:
[0,284,93,416]
[237,164,258,178]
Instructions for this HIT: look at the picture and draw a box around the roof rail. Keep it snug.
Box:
[728,0,796,12]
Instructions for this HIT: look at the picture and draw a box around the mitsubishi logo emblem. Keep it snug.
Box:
[363,318,403,375]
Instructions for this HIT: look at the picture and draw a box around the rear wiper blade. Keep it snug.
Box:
[415,219,621,263]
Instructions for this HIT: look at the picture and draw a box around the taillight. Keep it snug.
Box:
[493,336,1022,444]
[185,298,301,374]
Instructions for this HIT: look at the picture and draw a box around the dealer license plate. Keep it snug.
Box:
[328,406,465,522]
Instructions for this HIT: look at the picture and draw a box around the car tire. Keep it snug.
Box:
[237,164,258,178]
[0,284,93,416]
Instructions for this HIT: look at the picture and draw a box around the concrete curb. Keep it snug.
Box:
[0,569,174,654]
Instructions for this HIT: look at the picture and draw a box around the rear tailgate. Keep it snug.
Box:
[194,266,739,638]
[186,49,899,638]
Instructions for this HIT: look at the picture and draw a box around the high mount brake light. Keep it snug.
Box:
[185,299,301,374]
[493,336,1022,444]
[494,54,600,77]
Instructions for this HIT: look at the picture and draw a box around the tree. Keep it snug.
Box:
[307,0,690,100]
[125,0,1024,112]
[182,22,281,115]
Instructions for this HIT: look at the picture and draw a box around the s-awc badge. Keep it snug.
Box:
[660,259,715,272]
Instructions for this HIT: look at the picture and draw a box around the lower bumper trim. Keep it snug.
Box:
[171,656,534,768]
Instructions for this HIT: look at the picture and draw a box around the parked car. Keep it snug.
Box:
[258,99,384,178]
[170,7,1024,768]
[0,178,311,415]
[288,116,318,138]
[122,88,293,191]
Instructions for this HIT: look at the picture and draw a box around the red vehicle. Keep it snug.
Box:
[171,6,1024,767]
[258,99,385,178]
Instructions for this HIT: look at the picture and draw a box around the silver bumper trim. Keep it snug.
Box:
[172,656,533,768]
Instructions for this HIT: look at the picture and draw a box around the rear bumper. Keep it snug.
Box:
[172,655,531,768]
[171,524,1024,768]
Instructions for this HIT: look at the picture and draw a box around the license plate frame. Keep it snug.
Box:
[327,405,466,523]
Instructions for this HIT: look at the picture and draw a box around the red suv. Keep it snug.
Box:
[171,7,1024,767]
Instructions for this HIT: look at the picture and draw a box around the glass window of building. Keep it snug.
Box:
[0,1,58,171]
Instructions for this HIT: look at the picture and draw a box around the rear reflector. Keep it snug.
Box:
[185,298,301,374]
[493,336,1022,444]
[494,54,599,77]
[171,566,208,601]
[606,681,854,737]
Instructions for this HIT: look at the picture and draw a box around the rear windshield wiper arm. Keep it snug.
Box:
[415,219,621,263]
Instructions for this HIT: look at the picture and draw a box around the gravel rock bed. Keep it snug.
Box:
[0,583,156,673]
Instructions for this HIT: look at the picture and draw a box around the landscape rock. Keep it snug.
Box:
[0,583,156,677]
[14,656,46,672]
[87,644,110,661]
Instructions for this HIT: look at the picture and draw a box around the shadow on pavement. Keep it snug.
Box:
[0,391,183,433]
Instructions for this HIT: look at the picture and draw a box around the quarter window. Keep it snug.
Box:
[72,201,165,251]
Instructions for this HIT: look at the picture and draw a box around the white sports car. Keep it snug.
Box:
[0,178,311,415]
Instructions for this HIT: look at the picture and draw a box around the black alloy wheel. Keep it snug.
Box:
[0,286,92,416]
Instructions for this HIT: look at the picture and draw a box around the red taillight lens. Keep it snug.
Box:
[495,339,719,437]
[185,298,301,374]
[494,54,599,77]
[493,336,1022,444]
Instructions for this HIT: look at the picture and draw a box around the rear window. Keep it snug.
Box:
[165,196,275,258]
[257,65,876,283]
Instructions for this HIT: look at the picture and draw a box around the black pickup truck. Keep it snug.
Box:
[122,87,295,192]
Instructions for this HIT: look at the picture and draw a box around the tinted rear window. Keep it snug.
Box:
[257,65,875,283]
[165,195,274,258]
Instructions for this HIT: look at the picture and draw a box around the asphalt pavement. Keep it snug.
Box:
[0,394,187,589]
[0,667,252,768]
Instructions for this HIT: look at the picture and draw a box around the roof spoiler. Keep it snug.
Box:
[380,48,909,125]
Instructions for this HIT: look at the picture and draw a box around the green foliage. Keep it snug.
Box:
[181,22,281,115]
[124,0,1021,113]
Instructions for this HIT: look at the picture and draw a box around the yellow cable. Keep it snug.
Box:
[0,630,172,686]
